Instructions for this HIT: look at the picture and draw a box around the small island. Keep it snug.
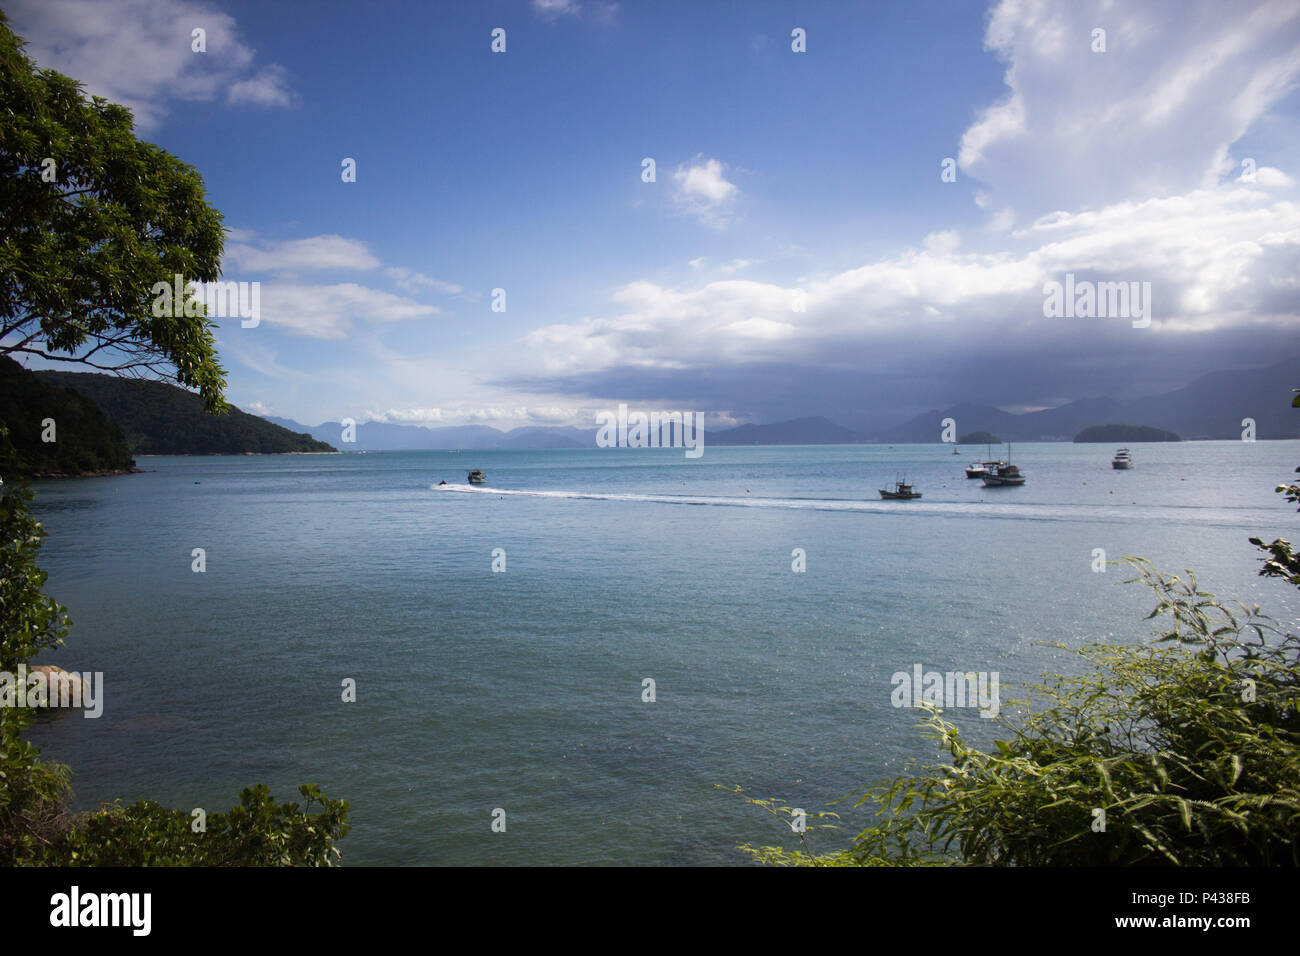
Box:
[1073,424,1182,443]
[959,431,1001,445]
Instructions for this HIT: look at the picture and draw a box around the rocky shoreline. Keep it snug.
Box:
[29,467,145,479]
[29,450,343,477]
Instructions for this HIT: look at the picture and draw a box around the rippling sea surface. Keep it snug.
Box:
[25,442,1300,864]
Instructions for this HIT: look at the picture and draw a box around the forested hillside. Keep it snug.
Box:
[35,368,337,456]
[0,357,135,476]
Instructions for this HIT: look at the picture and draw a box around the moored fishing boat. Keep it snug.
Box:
[981,444,1025,486]
[966,444,1005,479]
[982,463,1025,486]
[880,477,922,499]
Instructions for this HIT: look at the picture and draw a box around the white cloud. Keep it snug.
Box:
[675,158,738,203]
[5,0,298,130]
[225,235,380,275]
[722,317,797,340]
[226,64,295,108]
[688,257,753,272]
[368,407,446,424]
[385,267,464,295]
[533,0,579,17]
[524,187,1300,373]
[218,338,319,385]
[529,0,617,22]
[673,156,740,227]
[922,232,961,255]
[987,207,1017,233]
[523,406,577,423]
[719,258,754,273]
[958,0,1300,219]
[224,236,467,317]
[1241,165,1296,187]
[253,282,440,339]
[212,235,464,343]
[363,405,584,427]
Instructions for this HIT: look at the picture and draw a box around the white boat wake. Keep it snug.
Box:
[430,482,1263,525]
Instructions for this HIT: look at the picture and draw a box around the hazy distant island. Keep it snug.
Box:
[0,358,336,477]
[1073,424,1182,443]
[958,431,1001,445]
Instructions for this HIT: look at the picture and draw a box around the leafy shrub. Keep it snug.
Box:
[0,464,74,862]
[56,785,350,867]
[734,558,1300,866]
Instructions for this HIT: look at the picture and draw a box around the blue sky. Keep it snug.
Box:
[8,0,1300,432]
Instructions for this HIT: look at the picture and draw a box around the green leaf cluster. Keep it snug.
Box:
[54,784,350,867]
[735,558,1300,866]
[1249,461,1300,586]
[0,467,73,861]
[0,10,227,413]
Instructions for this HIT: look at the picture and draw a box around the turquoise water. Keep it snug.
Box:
[24,442,1300,865]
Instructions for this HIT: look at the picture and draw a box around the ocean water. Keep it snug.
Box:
[24,442,1300,865]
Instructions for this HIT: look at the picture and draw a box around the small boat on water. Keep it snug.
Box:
[1112,448,1133,469]
[981,444,1026,486]
[982,463,1025,486]
[880,477,922,500]
[467,469,487,484]
[966,444,1006,479]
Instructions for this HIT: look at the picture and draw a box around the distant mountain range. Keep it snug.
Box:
[707,416,863,445]
[875,357,1300,443]
[10,355,1290,476]
[262,418,595,451]
[267,357,1300,449]
[263,414,868,450]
